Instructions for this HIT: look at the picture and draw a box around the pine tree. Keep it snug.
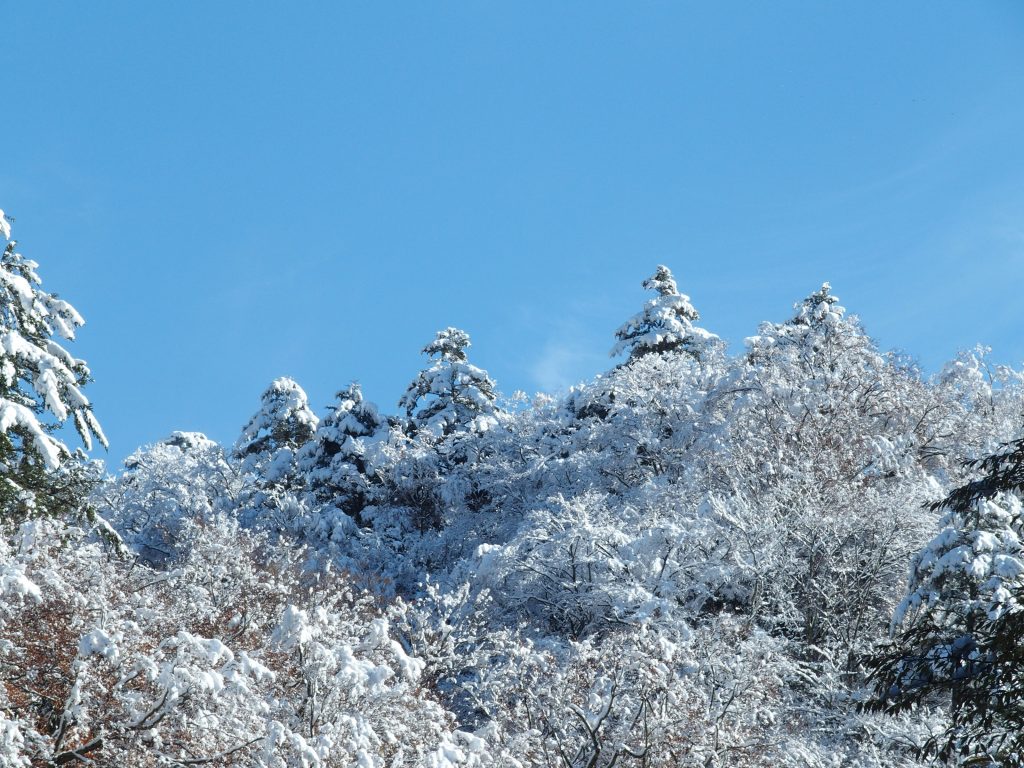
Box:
[297,381,386,523]
[611,265,718,363]
[792,281,842,326]
[0,209,106,522]
[744,282,853,369]
[233,377,318,483]
[399,327,497,438]
[866,438,1024,764]
[231,378,318,531]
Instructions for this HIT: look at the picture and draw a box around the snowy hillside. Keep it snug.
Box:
[2,213,1024,766]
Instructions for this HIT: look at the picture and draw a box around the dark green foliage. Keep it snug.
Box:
[864,441,1024,765]
[0,221,106,527]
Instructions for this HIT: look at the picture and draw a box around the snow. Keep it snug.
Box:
[0,712,28,768]
[0,563,41,601]
[273,605,314,649]
[0,399,64,469]
[78,628,121,662]
[0,271,35,314]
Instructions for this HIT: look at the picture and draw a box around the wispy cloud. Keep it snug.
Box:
[526,299,615,395]
[531,340,605,394]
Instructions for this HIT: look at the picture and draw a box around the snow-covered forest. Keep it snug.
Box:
[2,209,1024,768]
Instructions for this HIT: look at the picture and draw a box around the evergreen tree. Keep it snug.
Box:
[0,209,106,522]
[399,327,497,438]
[866,438,1024,764]
[297,381,386,523]
[745,282,852,370]
[231,378,318,532]
[611,265,718,363]
[232,377,318,484]
[792,281,842,326]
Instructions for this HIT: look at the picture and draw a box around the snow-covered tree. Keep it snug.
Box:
[611,265,718,363]
[399,327,498,439]
[744,281,853,370]
[298,381,386,524]
[698,282,948,705]
[0,210,106,522]
[233,376,318,482]
[867,437,1024,764]
[96,431,239,565]
[229,378,318,532]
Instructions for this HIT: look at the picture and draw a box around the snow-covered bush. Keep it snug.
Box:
[0,514,489,766]
[94,431,240,565]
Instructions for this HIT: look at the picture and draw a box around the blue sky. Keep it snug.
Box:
[3,3,1024,467]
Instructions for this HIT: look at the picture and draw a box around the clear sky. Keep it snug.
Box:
[4,3,1024,468]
